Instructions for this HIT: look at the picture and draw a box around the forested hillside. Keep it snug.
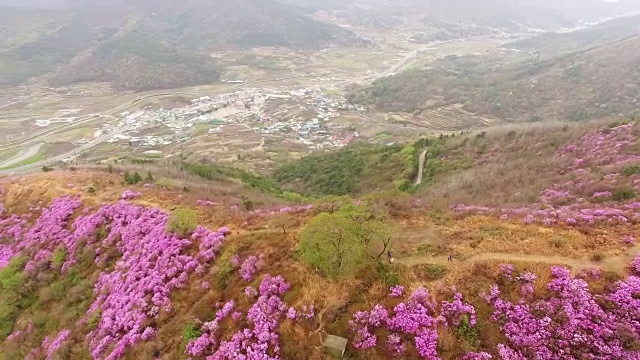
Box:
[349,32,640,122]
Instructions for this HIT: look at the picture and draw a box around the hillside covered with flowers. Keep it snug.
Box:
[0,119,639,359]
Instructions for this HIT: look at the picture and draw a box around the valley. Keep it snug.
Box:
[0,32,513,176]
[1,1,640,360]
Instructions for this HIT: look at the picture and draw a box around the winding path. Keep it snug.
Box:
[396,244,640,275]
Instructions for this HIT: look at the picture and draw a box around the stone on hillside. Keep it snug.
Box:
[324,335,348,358]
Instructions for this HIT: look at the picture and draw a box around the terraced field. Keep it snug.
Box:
[367,106,494,133]
[413,106,494,131]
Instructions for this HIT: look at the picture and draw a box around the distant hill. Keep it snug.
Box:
[0,0,364,90]
[349,28,640,122]
[505,15,640,58]
[410,0,640,42]
[48,32,223,92]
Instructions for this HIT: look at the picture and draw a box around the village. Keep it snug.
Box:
[84,86,366,153]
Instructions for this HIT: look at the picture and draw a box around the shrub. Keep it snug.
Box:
[214,248,237,289]
[88,310,102,331]
[51,246,67,268]
[124,171,143,185]
[0,256,27,339]
[166,208,198,237]
[181,322,201,349]
[612,188,636,201]
[377,262,400,286]
[298,212,370,278]
[420,264,447,280]
[550,238,566,249]
[591,253,605,262]
[454,314,479,348]
[621,166,640,177]
[299,205,393,278]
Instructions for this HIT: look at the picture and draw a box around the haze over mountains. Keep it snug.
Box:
[0,0,365,90]
[349,14,640,122]
[1,0,640,92]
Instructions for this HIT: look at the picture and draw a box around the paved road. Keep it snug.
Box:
[414,150,428,185]
[0,125,132,176]
[0,143,44,169]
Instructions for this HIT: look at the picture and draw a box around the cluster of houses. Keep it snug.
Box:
[84,86,362,152]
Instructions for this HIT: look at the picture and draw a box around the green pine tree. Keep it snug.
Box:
[132,172,142,184]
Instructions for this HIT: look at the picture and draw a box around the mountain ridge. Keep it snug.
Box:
[0,0,365,90]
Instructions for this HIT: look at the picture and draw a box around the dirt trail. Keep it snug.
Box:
[396,244,640,274]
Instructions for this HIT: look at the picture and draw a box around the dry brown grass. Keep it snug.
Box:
[441,216,630,258]
[2,158,638,360]
[421,121,601,208]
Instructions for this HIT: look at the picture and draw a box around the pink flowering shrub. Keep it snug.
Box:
[185,274,314,359]
[286,307,297,320]
[29,329,71,360]
[301,305,315,320]
[201,281,211,290]
[196,199,216,207]
[239,254,265,281]
[499,264,514,281]
[632,254,640,275]
[483,265,640,359]
[244,286,257,299]
[350,288,476,359]
[230,254,241,267]
[579,268,603,280]
[121,190,141,200]
[0,196,229,359]
[464,352,493,360]
[386,333,405,353]
[389,285,405,297]
[439,293,476,328]
[592,191,613,198]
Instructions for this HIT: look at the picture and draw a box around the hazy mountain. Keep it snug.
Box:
[0,0,71,8]
[349,17,640,122]
[0,0,364,90]
[506,14,640,58]
[411,0,640,42]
